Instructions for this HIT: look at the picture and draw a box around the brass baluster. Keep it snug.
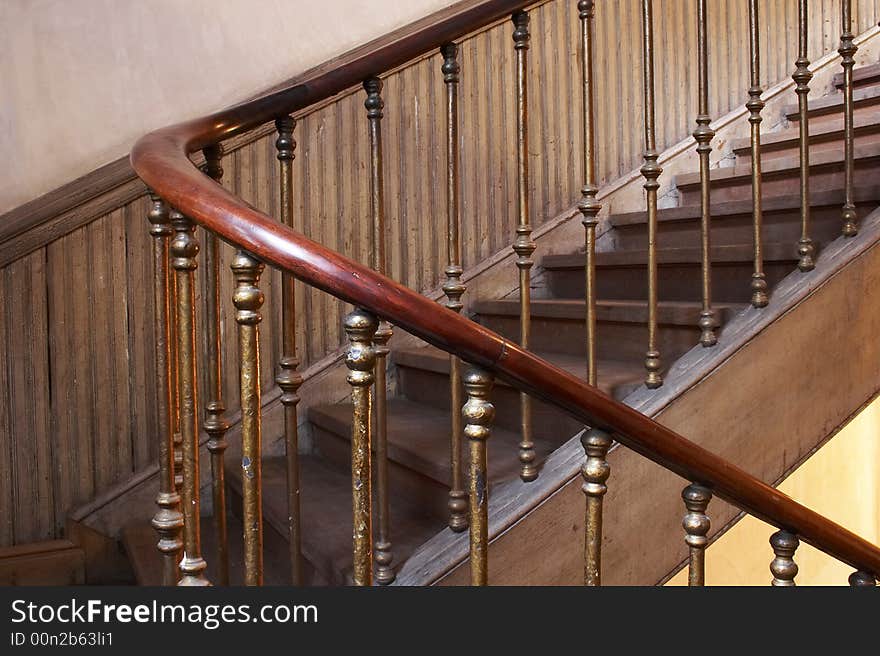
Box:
[581,428,612,586]
[363,77,395,584]
[344,309,379,586]
[441,43,468,533]
[274,116,305,585]
[232,250,265,586]
[769,530,799,586]
[793,0,814,272]
[641,0,663,387]
[849,571,877,587]
[148,193,183,586]
[170,265,183,495]
[512,10,538,481]
[201,144,231,585]
[694,0,717,346]
[170,209,210,586]
[681,483,712,586]
[463,367,495,586]
[747,0,768,308]
[840,0,858,237]
[578,0,601,382]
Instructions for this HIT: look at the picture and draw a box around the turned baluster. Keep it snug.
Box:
[793,0,814,272]
[463,367,495,586]
[747,0,768,308]
[364,77,395,584]
[577,0,602,382]
[201,144,231,585]
[274,115,304,585]
[581,428,612,586]
[840,0,858,237]
[849,571,876,587]
[693,0,717,346]
[232,250,265,586]
[344,309,379,586]
[170,209,210,586]
[681,483,712,586]
[441,42,468,533]
[512,10,537,481]
[148,193,183,586]
[769,530,799,586]
[641,0,663,388]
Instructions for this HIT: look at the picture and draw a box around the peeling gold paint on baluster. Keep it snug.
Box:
[463,367,495,586]
[682,483,712,586]
[581,428,612,586]
[793,0,815,272]
[747,0,768,308]
[840,0,859,238]
[769,530,799,586]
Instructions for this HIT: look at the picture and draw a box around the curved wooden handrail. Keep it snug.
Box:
[131,0,880,577]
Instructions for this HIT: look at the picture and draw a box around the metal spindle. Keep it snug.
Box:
[169,209,210,586]
[201,144,230,585]
[170,269,183,495]
[840,0,858,237]
[694,0,717,346]
[849,571,877,586]
[441,43,468,533]
[274,115,304,585]
[581,428,612,586]
[364,76,395,584]
[747,0,768,308]
[578,0,601,383]
[148,193,183,586]
[640,0,663,388]
[344,309,379,587]
[232,250,265,586]
[512,10,538,481]
[681,483,712,586]
[463,367,495,586]
[769,530,799,586]
[793,0,815,272]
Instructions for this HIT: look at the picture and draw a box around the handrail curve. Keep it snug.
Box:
[131,0,880,577]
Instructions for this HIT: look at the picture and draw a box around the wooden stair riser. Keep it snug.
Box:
[785,87,880,124]
[733,126,880,166]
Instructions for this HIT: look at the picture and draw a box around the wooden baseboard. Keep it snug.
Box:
[0,539,85,586]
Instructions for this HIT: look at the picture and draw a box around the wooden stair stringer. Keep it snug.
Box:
[394,204,880,586]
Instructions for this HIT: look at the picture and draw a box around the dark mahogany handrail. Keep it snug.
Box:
[131,0,880,576]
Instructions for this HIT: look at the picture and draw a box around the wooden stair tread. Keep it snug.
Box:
[256,454,441,585]
[675,139,880,189]
[393,344,643,399]
[543,242,794,269]
[607,185,880,228]
[831,61,880,89]
[310,398,555,487]
[731,111,880,153]
[784,84,880,120]
[473,298,744,324]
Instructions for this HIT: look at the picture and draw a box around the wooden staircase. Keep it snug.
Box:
[115,61,880,586]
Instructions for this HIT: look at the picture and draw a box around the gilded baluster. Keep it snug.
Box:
[363,77,395,584]
[581,428,612,586]
[201,144,231,585]
[170,268,183,494]
[578,0,602,382]
[769,530,799,586]
[344,309,379,586]
[793,0,814,272]
[640,0,663,387]
[681,483,712,586]
[747,0,768,308]
[274,115,305,585]
[840,0,858,237]
[849,571,877,587]
[463,367,495,586]
[170,209,210,586]
[512,10,538,481]
[232,250,265,586]
[693,0,717,346]
[441,43,468,533]
[148,193,183,586]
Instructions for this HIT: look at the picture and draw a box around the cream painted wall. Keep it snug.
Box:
[0,0,456,214]
[667,397,880,586]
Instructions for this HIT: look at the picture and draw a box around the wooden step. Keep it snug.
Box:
[543,243,796,302]
[472,298,744,362]
[784,84,880,122]
[606,186,880,251]
[831,61,880,90]
[675,141,880,203]
[0,539,86,585]
[393,345,643,443]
